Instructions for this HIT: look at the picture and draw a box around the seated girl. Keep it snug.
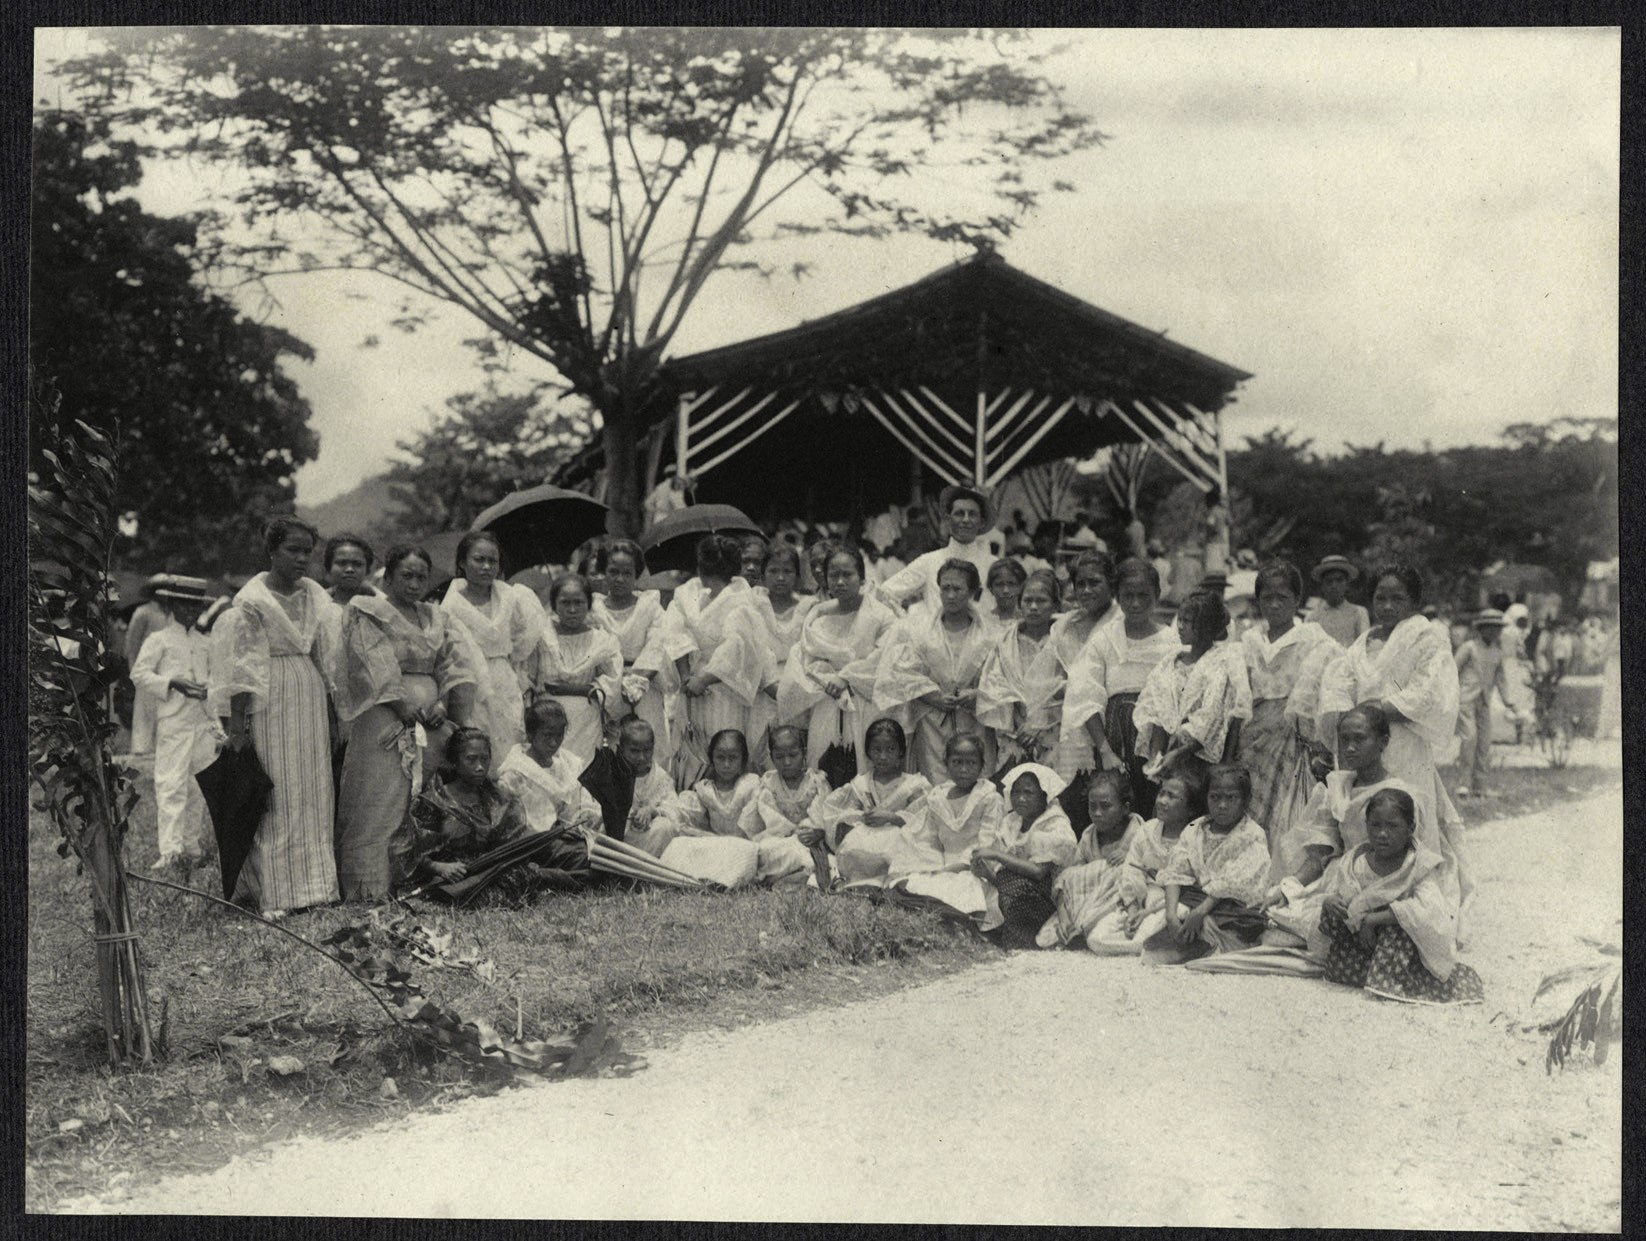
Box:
[1132,590,1252,791]
[392,728,590,902]
[650,729,763,887]
[496,700,600,835]
[736,725,832,884]
[970,762,1079,949]
[1141,763,1271,964]
[1087,769,1207,956]
[800,718,931,888]
[1037,770,1145,948]
[1310,787,1483,1005]
[891,733,1007,917]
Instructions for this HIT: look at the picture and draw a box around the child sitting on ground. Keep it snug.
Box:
[801,718,931,888]
[1087,769,1207,955]
[650,730,763,887]
[1311,787,1483,1005]
[1037,769,1145,948]
[1141,763,1270,964]
[580,717,677,850]
[496,700,600,835]
[737,725,832,883]
[971,762,1080,949]
[892,732,1008,917]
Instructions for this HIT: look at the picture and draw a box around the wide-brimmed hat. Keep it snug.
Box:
[150,574,212,603]
[936,483,994,528]
[1310,554,1360,583]
[1472,608,1507,629]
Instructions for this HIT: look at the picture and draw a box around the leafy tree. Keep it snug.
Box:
[63,26,1107,534]
[386,385,596,536]
[29,110,319,576]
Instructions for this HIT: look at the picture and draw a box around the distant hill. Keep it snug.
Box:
[297,475,411,544]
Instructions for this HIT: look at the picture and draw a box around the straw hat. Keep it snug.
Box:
[1472,608,1508,629]
[1310,554,1360,583]
[150,574,212,603]
[936,483,994,528]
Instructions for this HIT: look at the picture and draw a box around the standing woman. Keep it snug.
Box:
[778,545,901,783]
[533,573,624,763]
[1065,557,1182,817]
[440,532,546,772]
[590,538,672,764]
[661,534,762,786]
[1131,590,1252,789]
[1317,561,1471,911]
[1235,559,1338,865]
[1046,550,1122,795]
[874,559,996,781]
[333,544,478,902]
[209,517,341,916]
[981,558,1027,633]
[743,543,818,769]
[976,570,1067,775]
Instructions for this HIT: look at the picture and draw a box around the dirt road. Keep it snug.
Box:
[69,786,1621,1227]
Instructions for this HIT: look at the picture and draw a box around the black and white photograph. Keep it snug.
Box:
[24,23,1622,1227]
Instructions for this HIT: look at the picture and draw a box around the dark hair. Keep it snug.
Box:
[617,716,655,746]
[549,572,592,609]
[1114,556,1162,598]
[324,533,375,572]
[1087,767,1133,808]
[1373,561,1425,608]
[263,516,320,557]
[524,699,570,737]
[1178,591,1231,644]
[695,533,743,581]
[441,726,492,776]
[863,717,907,757]
[1340,702,1392,741]
[596,538,646,576]
[807,537,837,567]
[455,531,504,579]
[740,534,768,557]
[1070,549,1117,589]
[1254,559,1304,602]
[383,543,433,578]
[944,732,986,761]
[767,724,806,753]
[825,544,866,579]
[1162,766,1210,819]
[1364,787,1417,834]
[1021,569,1061,602]
[987,558,1028,589]
[937,558,982,598]
[707,728,750,765]
[1207,762,1253,800]
[761,543,803,578]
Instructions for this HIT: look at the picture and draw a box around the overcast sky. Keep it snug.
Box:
[35,26,1619,505]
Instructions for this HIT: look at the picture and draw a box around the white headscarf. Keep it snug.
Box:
[1001,762,1067,800]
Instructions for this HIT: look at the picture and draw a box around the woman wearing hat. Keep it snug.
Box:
[874,484,998,619]
[1453,608,1512,798]
[1306,555,1370,648]
[122,573,172,757]
[130,575,219,871]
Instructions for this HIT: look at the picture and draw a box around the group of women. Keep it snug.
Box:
[199,485,1478,1002]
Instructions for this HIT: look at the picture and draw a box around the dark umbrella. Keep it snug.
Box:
[473,485,609,574]
[194,745,275,899]
[638,504,762,574]
[404,829,585,908]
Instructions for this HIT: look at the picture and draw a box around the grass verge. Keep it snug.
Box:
[27,795,992,1211]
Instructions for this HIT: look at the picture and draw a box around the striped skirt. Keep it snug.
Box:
[237,653,338,912]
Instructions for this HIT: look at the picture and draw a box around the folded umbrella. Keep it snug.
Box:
[407,829,584,908]
[638,504,761,574]
[194,745,275,899]
[474,484,610,574]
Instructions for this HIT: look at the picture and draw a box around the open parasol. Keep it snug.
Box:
[194,744,275,898]
[638,504,762,574]
[473,484,610,574]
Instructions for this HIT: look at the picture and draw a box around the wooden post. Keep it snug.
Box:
[675,392,692,480]
[974,310,989,486]
[1214,405,1232,572]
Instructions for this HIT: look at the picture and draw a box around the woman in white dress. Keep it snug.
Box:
[777,545,901,782]
[440,531,545,771]
[209,518,341,915]
[660,535,764,786]
[533,573,624,761]
[742,543,818,770]
[976,571,1065,775]
[589,538,672,764]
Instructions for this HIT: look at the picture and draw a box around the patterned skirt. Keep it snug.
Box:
[991,868,1058,950]
[1319,906,1484,1005]
[1236,699,1318,873]
[1104,692,1155,818]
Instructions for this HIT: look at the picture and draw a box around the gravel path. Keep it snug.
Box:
[69,785,1621,1228]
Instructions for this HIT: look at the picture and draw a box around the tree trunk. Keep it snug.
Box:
[602,397,644,538]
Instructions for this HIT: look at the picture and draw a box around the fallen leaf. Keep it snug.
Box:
[57,1119,84,1133]
[266,1055,305,1076]
[379,1077,399,1100]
